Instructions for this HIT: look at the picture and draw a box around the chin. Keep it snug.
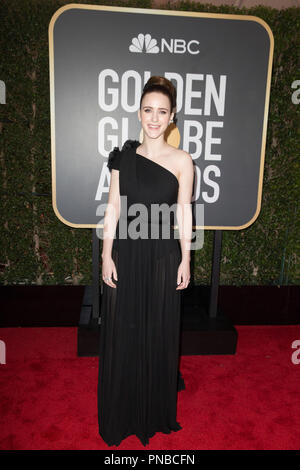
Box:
[145,132,164,140]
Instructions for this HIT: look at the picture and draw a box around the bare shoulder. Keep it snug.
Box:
[166,145,191,161]
[164,145,193,181]
[171,148,193,172]
[176,148,192,160]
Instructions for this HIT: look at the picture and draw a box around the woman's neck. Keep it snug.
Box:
[138,136,168,158]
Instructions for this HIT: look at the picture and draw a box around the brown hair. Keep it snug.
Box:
[139,76,177,126]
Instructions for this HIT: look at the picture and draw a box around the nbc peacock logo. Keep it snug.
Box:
[129,33,159,54]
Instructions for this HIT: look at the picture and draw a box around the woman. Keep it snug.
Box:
[98,76,194,447]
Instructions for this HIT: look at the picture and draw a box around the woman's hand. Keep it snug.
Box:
[102,255,118,288]
[176,259,190,290]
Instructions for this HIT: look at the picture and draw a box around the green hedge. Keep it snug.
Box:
[0,0,299,285]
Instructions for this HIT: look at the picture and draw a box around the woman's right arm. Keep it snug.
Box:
[101,169,120,288]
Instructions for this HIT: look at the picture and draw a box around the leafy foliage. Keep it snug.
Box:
[0,0,299,285]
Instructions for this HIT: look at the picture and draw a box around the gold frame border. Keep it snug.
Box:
[49,3,274,230]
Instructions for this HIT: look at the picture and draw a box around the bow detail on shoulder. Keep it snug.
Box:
[121,139,141,152]
[107,139,140,170]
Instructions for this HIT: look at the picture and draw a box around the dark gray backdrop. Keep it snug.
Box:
[49,5,273,228]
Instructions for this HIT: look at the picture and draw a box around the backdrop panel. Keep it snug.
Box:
[49,5,274,229]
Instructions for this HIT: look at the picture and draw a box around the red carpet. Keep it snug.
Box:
[0,325,300,450]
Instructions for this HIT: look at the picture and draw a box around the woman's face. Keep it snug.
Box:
[138,91,174,140]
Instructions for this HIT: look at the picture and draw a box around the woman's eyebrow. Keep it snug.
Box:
[142,106,168,110]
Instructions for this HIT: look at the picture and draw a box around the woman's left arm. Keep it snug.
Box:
[176,152,194,290]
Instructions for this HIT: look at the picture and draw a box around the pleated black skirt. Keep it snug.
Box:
[98,232,183,447]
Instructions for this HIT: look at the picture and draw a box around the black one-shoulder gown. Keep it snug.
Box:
[98,139,184,447]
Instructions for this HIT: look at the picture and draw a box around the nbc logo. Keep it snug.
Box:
[129,33,159,54]
[129,33,200,55]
